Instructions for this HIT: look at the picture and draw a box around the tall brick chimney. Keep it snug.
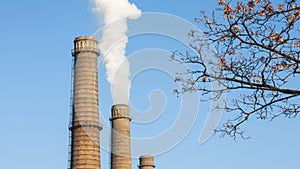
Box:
[110,104,132,169]
[69,36,102,169]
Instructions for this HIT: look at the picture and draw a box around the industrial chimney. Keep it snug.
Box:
[138,155,155,169]
[69,36,102,169]
[110,104,132,169]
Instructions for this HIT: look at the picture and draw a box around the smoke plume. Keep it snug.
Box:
[92,0,141,104]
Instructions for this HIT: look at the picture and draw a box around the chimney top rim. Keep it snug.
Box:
[74,36,98,42]
[140,155,154,158]
[112,104,129,108]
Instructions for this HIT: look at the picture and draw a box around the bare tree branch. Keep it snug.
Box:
[172,0,300,139]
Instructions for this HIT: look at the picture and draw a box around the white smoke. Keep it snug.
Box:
[92,0,141,104]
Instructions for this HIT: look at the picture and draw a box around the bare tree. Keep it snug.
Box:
[172,0,300,139]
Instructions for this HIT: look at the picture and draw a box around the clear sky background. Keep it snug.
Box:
[0,0,299,169]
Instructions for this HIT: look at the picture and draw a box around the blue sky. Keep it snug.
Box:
[0,0,299,169]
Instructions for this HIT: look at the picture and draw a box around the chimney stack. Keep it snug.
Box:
[138,155,155,169]
[110,104,132,169]
[70,36,102,169]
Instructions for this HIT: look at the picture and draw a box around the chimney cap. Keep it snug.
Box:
[112,104,129,108]
[74,36,98,42]
[110,104,131,121]
[140,155,154,158]
[139,155,155,168]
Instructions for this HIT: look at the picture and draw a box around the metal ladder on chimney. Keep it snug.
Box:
[67,56,75,169]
